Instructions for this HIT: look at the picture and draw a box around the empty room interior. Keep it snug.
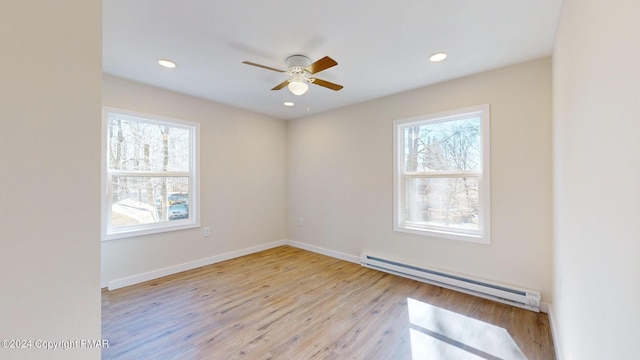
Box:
[2,0,639,359]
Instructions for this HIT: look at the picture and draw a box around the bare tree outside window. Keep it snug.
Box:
[404,118,480,229]
[103,108,198,240]
[394,105,490,243]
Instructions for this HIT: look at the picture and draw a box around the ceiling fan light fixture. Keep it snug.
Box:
[288,79,309,96]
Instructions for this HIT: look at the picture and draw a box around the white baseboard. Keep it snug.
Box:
[546,302,561,359]
[540,301,550,314]
[106,239,286,290]
[105,239,361,291]
[285,239,360,264]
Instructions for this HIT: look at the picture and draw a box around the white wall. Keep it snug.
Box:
[0,1,102,359]
[553,0,640,358]
[287,58,553,301]
[101,75,287,286]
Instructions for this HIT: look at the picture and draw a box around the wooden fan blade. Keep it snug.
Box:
[304,56,338,74]
[311,78,343,91]
[271,80,289,91]
[242,61,286,73]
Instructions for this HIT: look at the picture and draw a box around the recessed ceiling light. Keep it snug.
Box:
[158,59,176,68]
[284,102,295,107]
[429,52,448,62]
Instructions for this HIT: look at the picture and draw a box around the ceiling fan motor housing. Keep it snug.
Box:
[286,55,311,74]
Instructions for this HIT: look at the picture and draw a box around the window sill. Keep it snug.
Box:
[394,224,490,244]
[102,220,200,241]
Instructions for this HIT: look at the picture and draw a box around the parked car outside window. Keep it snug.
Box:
[168,192,189,205]
[168,203,189,220]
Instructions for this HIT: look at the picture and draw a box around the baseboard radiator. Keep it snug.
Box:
[360,253,541,312]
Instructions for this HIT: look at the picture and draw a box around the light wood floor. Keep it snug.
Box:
[102,246,555,359]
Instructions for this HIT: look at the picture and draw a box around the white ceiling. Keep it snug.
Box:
[103,0,563,120]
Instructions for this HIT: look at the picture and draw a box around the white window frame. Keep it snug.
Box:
[101,107,200,241]
[393,105,491,244]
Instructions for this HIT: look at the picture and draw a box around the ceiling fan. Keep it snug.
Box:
[242,55,343,96]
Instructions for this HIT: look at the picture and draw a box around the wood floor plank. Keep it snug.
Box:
[102,246,555,359]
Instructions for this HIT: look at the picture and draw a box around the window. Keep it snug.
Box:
[393,105,490,243]
[102,107,199,240]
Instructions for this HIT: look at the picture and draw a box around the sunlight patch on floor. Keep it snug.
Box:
[407,298,526,360]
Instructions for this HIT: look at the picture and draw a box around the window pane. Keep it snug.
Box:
[404,177,479,230]
[107,114,191,172]
[110,176,189,227]
[403,117,481,173]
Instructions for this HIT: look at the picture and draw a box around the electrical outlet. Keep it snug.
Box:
[203,227,211,237]
[298,218,303,227]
